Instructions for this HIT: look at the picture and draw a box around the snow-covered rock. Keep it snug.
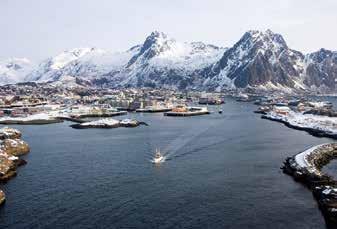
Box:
[80,118,120,127]
[120,118,139,127]
[1,138,30,156]
[71,118,146,129]
[0,127,22,140]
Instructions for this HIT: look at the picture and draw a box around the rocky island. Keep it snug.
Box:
[70,118,148,129]
[164,106,210,117]
[0,127,30,206]
[282,143,337,228]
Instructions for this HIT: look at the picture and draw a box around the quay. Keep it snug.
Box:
[136,108,172,113]
[74,111,127,119]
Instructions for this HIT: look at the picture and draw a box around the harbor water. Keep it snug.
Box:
[1,97,337,228]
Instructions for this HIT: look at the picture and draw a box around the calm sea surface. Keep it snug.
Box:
[1,97,337,229]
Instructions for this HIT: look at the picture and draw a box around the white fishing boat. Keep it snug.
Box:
[152,149,166,164]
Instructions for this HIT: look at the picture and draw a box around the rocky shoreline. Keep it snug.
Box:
[0,127,30,206]
[282,143,337,228]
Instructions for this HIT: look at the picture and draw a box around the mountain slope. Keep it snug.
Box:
[0,58,33,85]
[304,49,337,92]
[25,31,226,90]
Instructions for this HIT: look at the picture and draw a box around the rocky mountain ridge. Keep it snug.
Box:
[1,30,337,93]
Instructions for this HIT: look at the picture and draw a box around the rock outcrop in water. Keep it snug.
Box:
[0,127,22,140]
[70,118,148,129]
[282,143,337,228]
[0,127,30,206]
[0,190,5,206]
[2,139,30,156]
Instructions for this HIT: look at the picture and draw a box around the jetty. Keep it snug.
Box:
[282,143,337,228]
[136,108,172,113]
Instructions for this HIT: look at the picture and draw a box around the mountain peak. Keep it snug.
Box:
[148,31,168,40]
[244,29,286,46]
[127,31,175,67]
[142,31,172,50]
[309,48,336,63]
[234,29,288,54]
[62,47,96,57]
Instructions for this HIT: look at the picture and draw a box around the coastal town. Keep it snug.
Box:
[0,81,335,133]
[0,83,224,127]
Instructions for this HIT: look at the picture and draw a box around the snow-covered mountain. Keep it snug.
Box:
[24,47,130,82]
[2,30,337,93]
[24,31,225,89]
[202,30,306,91]
[114,31,226,89]
[0,58,33,85]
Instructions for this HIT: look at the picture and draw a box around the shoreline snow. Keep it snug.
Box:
[262,111,337,139]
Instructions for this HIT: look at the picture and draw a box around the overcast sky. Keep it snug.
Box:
[1,0,337,61]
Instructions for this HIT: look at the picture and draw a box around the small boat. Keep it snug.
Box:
[152,149,165,164]
[218,109,223,114]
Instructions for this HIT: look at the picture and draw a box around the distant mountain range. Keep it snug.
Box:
[1,30,337,93]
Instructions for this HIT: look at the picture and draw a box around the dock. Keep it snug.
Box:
[164,110,210,116]
[75,111,127,119]
[136,108,172,113]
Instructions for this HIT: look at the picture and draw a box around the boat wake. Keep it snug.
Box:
[146,115,228,163]
[150,155,167,164]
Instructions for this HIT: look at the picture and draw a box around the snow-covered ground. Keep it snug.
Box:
[264,111,337,135]
[80,118,120,127]
[0,113,55,122]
